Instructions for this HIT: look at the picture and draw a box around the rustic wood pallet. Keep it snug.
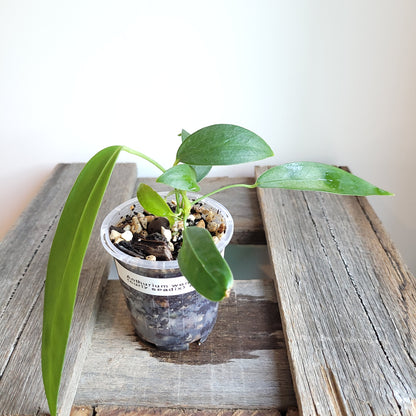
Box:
[255,166,416,415]
[1,164,414,416]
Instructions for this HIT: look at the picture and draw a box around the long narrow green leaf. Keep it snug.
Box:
[176,124,274,166]
[256,162,393,195]
[178,226,233,301]
[42,145,123,416]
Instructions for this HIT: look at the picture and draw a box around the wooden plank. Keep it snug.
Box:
[70,406,93,416]
[70,406,301,416]
[255,166,416,415]
[137,177,266,244]
[0,164,82,373]
[74,279,297,411]
[0,163,137,416]
[90,406,283,415]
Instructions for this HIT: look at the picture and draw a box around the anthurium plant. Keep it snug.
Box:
[42,123,391,415]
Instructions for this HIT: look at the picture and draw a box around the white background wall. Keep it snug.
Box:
[1,1,415,273]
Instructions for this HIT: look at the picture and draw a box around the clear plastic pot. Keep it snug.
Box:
[101,193,234,351]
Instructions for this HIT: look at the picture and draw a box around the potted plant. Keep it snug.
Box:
[41,123,391,415]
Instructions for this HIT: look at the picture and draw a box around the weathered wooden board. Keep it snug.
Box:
[70,407,93,416]
[137,177,266,244]
[0,163,137,416]
[85,406,288,416]
[74,279,296,411]
[256,166,416,415]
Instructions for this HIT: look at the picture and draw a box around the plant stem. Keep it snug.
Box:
[123,146,166,173]
[181,190,192,220]
[193,183,258,204]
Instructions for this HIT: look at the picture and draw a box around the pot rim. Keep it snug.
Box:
[100,192,234,270]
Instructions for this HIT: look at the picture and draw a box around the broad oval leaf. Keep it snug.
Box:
[178,226,233,301]
[156,164,200,191]
[137,183,176,224]
[180,128,211,181]
[176,124,274,166]
[42,145,123,416]
[257,162,393,196]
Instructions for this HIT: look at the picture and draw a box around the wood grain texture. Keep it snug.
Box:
[255,166,416,416]
[137,177,266,244]
[70,406,94,416]
[74,279,296,411]
[91,406,282,416]
[0,163,137,416]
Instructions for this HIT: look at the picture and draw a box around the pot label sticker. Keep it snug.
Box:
[115,262,195,296]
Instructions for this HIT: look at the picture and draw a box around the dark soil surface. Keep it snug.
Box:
[109,201,227,261]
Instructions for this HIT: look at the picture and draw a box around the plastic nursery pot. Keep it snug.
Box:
[101,193,234,351]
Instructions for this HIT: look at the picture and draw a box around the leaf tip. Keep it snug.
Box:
[378,188,394,196]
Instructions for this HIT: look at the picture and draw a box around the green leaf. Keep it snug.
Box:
[178,226,233,301]
[176,124,274,166]
[137,183,176,224]
[180,129,211,181]
[180,128,190,141]
[156,164,200,191]
[257,162,393,196]
[193,164,212,182]
[42,145,123,416]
